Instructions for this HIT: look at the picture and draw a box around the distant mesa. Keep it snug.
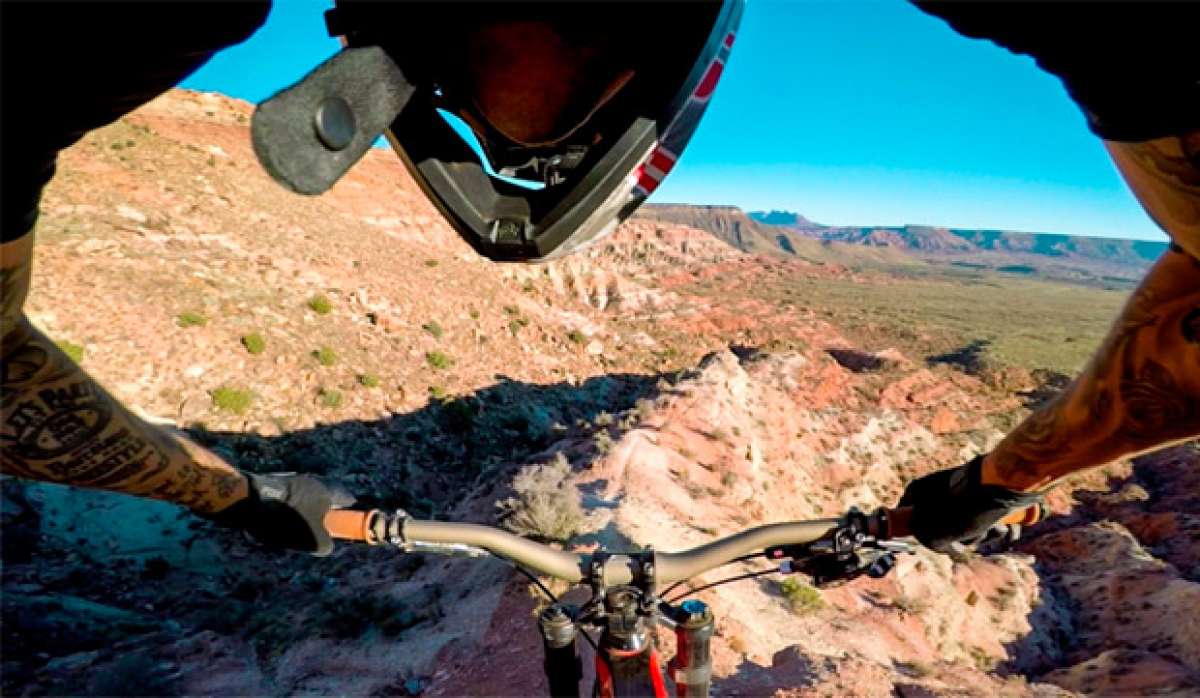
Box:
[639,202,1169,284]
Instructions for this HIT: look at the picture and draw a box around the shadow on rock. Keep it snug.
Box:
[926,338,992,375]
[2,370,672,696]
[186,370,671,515]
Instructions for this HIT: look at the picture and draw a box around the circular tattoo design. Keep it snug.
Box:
[1181,307,1200,344]
[1,345,48,385]
[15,402,112,459]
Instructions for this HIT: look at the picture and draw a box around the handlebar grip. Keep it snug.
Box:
[325,509,372,541]
[885,504,1044,539]
[999,503,1045,527]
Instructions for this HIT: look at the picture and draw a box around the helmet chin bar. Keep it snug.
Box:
[251,46,416,195]
[386,98,657,262]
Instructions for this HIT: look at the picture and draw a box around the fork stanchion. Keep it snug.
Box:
[540,605,582,698]
[668,600,714,698]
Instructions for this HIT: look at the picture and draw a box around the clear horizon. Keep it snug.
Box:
[181,0,1168,243]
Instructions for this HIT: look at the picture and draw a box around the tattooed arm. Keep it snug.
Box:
[1,233,248,513]
[982,132,1200,491]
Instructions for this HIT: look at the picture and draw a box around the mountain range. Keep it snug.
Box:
[636,204,1169,285]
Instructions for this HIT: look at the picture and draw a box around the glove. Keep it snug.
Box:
[897,455,1044,552]
[207,472,355,556]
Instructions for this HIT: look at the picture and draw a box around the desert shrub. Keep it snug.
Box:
[422,320,444,338]
[318,388,343,408]
[314,591,429,640]
[778,577,824,614]
[593,429,614,454]
[721,471,737,489]
[176,311,207,328]
[55,339,85,363]
[567,330,586,344]
[307,294,333,315]
[211,387,253,415]
[496,453,583,542]
[313,346,338,366]
[968,646,997,671]
[241,333,266,355]
[425,351,453,370]
[428,385,448,400]
[358,373,380,388]
[424,259,439,267]
[468,309,480,320]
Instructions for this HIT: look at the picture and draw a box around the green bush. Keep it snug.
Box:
[318,388,343,408]
[593,430,614,454]
[425,351,453,370]
[424,259,439,268]
[176,311,208,328]
[358,373,380,388]
[422,321,444,339]
[55,339,85,363]
[211,387,253,415]
[496,453,583,543]
[778,577,824,615]
[307,294,333,315]
[428,385,448,400]
[241,333,266,355]
[313,346,338,366]
[508,316,530,336]
[567,330,586,345]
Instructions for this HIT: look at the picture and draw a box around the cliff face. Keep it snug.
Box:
[2,89,1196,697]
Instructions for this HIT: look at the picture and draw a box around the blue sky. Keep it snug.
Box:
[181,0,1165,242]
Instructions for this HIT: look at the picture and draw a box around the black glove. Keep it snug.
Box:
[898,455,1044,552]
[207,472,354,556]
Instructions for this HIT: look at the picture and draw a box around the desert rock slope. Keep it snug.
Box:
[3,90,1197,697]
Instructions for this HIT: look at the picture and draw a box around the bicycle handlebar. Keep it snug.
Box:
[323,504,1041,586]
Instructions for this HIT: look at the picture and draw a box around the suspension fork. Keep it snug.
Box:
[667,600,714,698]
[539,604,582,698]
[593,587,668,698]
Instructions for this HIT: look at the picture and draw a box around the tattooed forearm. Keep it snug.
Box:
[1104,131,1200,260]
[1,235,246,513]
[1,322,247,512]
[984,247,1200,491]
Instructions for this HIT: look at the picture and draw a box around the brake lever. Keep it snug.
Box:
[766,507,915,588]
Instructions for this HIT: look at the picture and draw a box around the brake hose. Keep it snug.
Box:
[664,568,779,605]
